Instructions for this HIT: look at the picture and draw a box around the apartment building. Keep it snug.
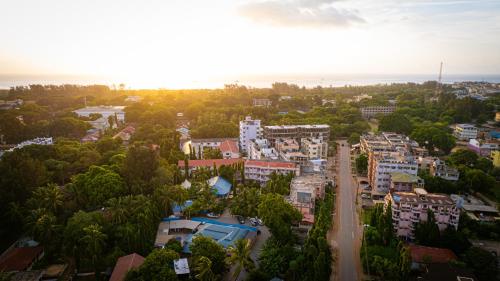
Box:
[360,105,396,119]
[263,125,330,145]
[244,160,300,184]
[247,139,279,160]
[385,188,460,240]
[289,174,326,228]
[389,172,424,192]
[467,139,499,157]
[275,138,300,154]
[301,138,328,159]
[368,151,418,194]
[430,159,460,181]
[239,116,261,152]
[454,124,478,141]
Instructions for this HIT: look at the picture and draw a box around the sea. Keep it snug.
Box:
[1,74,499,90]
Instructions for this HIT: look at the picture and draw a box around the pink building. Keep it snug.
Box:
[385,188,460,240]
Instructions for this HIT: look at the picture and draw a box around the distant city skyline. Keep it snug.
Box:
[1,0,500,88]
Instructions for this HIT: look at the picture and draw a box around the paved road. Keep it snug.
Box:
[335,140,360,281]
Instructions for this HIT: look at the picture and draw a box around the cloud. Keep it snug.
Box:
[238,0,365,28]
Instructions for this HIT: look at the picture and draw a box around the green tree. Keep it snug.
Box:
[262,172,294,195]
[464,247,498,281]
[69,165,126,208]
[126,248,179,281]
[203,147,222,159]
[348,132,361,145]
[227,239,254,280]
[449,149,478,167]
[379,113,413,135]
[190,236,227,275]
[230,186,261,218]
[153,184,188,216]
[194,256,217,281]
[414,209,441,246]
[355,154,368,175]
[28,183,64,215]
[122,144,159,187]
[258,193,302,243]
[80,224,107,276]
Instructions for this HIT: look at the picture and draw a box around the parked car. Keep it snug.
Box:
[236,215,245,224]
[207,212,219,218]
[249,218,258,226]
[361,194,371,199]
[255,217,263,225]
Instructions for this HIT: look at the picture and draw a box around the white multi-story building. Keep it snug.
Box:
[247,139,279,160]
[74,106,126,122]
[454,124,478,141]
[244,160,300,185]
[239,116,261,152]
[369,151,418,195]
[301,138,328,159]
[385,188,460,240]
[360,106,396,119]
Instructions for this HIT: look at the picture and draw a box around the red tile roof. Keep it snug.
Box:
[0,246,44,272]
[409,245,457,264]
[219,140,239,154]
[178,158,244,168]
[245,160,297,169]
[109,253,145,281]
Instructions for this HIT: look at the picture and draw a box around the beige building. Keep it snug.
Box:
[289,174,326,228]
[301,138,328,159]
[361,106,396,119]
[263,125,330,145]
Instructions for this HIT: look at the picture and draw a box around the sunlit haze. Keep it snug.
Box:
[1,0,500,88]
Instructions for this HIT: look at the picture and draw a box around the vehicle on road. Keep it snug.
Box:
[255,217,263,225]
[236,215,245,224]
[249,218,258,226]
[207,212,220,218]
[361,194,371,199]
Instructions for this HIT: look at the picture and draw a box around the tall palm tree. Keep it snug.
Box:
[30,183,64,214]
[153,184,188,216]
[80,224,107,276]
[106,197,129,224]
[226,239,254,280]
[195,256,217,281]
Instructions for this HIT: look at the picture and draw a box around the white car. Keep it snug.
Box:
[207,212,220,218]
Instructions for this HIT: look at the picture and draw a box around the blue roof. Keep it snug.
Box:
[208,176,232,196]
[183,222,253,253]
[489,131,500,139]
[172,200,193,213]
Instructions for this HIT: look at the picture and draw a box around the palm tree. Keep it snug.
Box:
[30,183,64,214]
[153,184,188,216]
[226,239,254,280]
[195,256,217,281]
[106,197,129,224]
[80,224,107,276]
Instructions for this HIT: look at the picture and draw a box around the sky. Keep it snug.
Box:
[0,0,499,88]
